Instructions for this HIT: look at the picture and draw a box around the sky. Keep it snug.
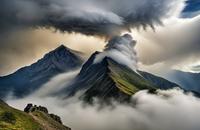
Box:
[2,1,200,130]
[0,0,200,76]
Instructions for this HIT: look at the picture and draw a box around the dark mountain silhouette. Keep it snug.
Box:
[0,45,83,99]
[60,51,178,103]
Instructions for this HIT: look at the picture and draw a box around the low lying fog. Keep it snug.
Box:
[5,70,200,130]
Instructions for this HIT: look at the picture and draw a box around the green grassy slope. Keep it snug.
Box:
[108,59,156,95]
[31,110,70,130]
[0,100,42,130]
[76,57,156,102]
[0,100,71,130]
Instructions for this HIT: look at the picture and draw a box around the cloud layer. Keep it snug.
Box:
[0,0,185,36]
[135,15,200,74]
[6,87,200,130]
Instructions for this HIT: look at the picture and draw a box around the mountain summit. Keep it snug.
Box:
[35,44,83,72]
[61,52,156,102]
[59,35,178,102]
[94,34,138,71]
[0,45,83,99]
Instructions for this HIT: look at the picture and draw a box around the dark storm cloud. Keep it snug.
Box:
[0,0,185,36]
[0,0,186,75]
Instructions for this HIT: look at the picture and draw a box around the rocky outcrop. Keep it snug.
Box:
[49,114,62,124]
[24,104,48,114]
[24,104,62,125]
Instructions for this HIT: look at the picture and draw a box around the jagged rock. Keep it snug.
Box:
[24,103,33,113]
[1,101,71,130]
[24,104,48,114]
[37,106,48,114]
[24,104,64,125]
[49,114,62,124]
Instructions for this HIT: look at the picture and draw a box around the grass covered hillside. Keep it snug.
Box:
[0,100,42,130]
[0,100,71,130]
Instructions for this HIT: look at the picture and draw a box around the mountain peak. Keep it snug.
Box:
[105,34,136,50]
[55,44,68,50]
[0,45,83,98]
[50,44,72,55]
[61,52,156,102]
[94,34,138,71]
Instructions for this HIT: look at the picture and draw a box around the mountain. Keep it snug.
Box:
[58,34,179,103]
[0,45,83,99]
[0,99,71,130]
[61,51,177,103]
[167,70,200,94]
[138,71,178,90]
[62,52,156,102]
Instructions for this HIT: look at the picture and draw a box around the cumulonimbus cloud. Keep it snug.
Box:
[0,0,186,36]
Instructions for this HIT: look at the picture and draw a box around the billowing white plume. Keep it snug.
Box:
[94,34,138,70]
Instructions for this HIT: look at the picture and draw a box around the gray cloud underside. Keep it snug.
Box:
[0,0,185,36]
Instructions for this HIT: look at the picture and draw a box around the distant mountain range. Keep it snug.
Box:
[167,70,200,94]
[0,45,83,99]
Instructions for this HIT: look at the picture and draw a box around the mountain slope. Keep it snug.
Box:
[0,100,71,130]
[167,70,200,94]
[139,71,179,90]
[60,34,178,102]
[0,100,42,130]
[0,45,83,99]
[62,52,156,102]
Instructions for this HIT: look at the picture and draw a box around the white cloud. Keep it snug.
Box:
[94,34,138,71]
[6,88,200,130]
[135,15,200,73]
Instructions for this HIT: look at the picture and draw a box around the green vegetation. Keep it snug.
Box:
[31,110,70,130]
[0,100,71,130]
[0,101,42,130]
[108,59,156,95]
[1,112,16,124]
